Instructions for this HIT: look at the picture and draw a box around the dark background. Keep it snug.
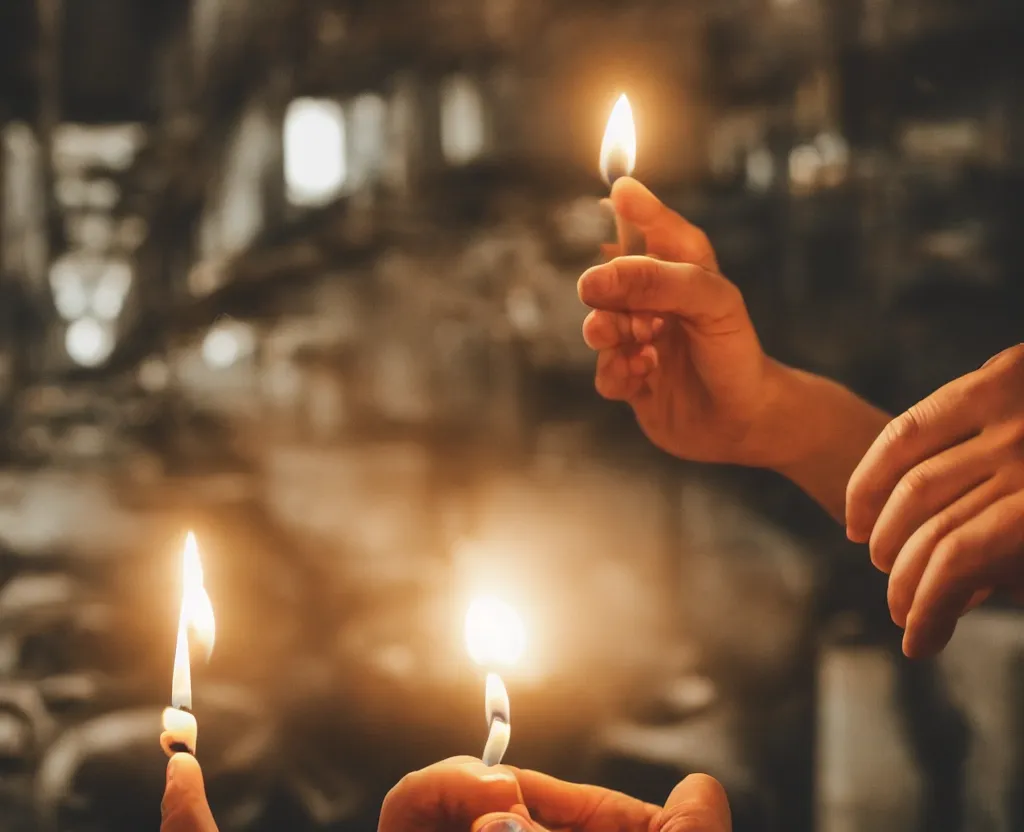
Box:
[0,0,1022,830]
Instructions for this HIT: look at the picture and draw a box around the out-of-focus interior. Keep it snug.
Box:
[0,0,1023,830]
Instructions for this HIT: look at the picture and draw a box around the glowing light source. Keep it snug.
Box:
[65,318,114,367]
[171,531,215,709]
[465,596,523,767]
[284,98,346,206]
[160,532,215,758]
[465,596,526,669]
[600,94,637,186]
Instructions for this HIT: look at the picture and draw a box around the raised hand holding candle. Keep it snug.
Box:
[464,596,525,767]
[600,94,645,256]
[160,532,215,757]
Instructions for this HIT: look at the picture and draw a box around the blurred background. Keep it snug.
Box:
[0,0,1022,830]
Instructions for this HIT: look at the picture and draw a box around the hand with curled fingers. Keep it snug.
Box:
[379,756,731,832]
[847,344,1024,658]
[581,177,890,521]
[582,177,779,467]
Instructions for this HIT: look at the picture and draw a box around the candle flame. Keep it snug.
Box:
[171,532,215,709]
[485,671,510,725]
[464,596,525,669]
[482,671,511,766]
[600,94,637,186]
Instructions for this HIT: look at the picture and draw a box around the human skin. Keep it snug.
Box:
[379,756,731,832]
[584,177,1024,658]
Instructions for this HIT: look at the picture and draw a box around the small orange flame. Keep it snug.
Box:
[600,94,637,186]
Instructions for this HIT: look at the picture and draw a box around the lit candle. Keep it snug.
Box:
[600,94,645,256]
[464,596,525,767]
[160,532,216,757]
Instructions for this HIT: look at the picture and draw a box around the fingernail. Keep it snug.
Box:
[477,819,527,832]
[651,317,665,337]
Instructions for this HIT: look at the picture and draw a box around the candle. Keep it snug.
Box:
[160,532,216,757]
[600,94,645,256]
[464,596,525,767]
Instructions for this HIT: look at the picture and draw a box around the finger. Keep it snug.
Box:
[379,758,523,832]
[594,349,650,402]
[578,258,740,327]
[659,774,732,832]
[582,311,665,351]
[868,431,1002,573]
[610,178,718,270]
[513,768,659,832]
[846,374,991,541]
[472,810,544,832]
[599,243,622,260]
[887,475,1010,628]
[904,490,1024,658]
[161,754,218,832]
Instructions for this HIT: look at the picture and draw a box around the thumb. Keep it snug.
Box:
[161,754,219,832]
[472,808,540,832]
[657,774,731,832]
[610,178,717,268]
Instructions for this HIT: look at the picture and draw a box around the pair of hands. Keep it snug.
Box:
[160,754,732,832]
[380,757,730,832]
[584,177,1024,658]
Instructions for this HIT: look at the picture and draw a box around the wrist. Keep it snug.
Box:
[753,361,891,521]
[746,361,824,471]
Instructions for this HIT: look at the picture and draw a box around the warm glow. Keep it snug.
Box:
[171,532,215,709]
[465,597,526,669]
[600,94,637,186]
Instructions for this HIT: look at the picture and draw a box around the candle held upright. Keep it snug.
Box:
[160,532,215,757]
[600,94,645,256]
[465,596,525,767]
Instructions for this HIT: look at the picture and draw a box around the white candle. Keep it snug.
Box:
[464,596,525,767]
[160,532,215,757]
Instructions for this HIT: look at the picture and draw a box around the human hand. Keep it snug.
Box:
[847,344,1024,658]
[379,755,731,832]
[161,753,219,832]
[581,177,892,521]
[581,177,794,469]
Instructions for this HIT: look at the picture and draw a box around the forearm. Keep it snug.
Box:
[762,363,892,524]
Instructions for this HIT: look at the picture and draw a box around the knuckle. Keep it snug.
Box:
[883,410,920,447]
[634,259,663,300]
[966,367,1008,410]
[984,343,1024,374]
[897,463,933,501]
